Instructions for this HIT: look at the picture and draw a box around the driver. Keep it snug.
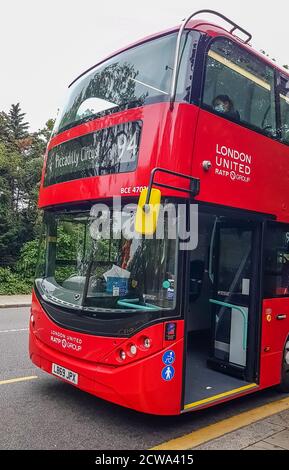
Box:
[212,95,240,120]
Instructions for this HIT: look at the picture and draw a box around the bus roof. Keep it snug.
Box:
[69,17,289,88]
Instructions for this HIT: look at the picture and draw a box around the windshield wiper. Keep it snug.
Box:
[130,77,168,95]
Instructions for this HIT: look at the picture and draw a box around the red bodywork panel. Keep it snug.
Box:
[259,298,289,388]
[39,102,289,222]
[39,102,198,207]
[193,109,289,222]
[30,291,184,415]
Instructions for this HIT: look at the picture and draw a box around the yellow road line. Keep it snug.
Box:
[184,383,258,410]
[152,396,289,450]
[0,375,38,385]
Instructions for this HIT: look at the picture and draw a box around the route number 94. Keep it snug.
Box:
[117,131,138,162]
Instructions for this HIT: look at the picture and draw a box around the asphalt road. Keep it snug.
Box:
[0,306,286,450]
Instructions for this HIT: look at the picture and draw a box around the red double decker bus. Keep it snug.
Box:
[29,10,289,415]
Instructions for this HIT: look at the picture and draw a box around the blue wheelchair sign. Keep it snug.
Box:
[162,350,175,365]
[161,366,175,381]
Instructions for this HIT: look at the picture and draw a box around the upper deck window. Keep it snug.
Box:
[279,75,289,144]
[53,31,198,136]
[202,38,276,137]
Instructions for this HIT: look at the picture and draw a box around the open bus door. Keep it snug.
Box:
[183,211,261,412]
[208,218,260,379]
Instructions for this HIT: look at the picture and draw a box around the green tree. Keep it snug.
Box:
[0,112,10,145]
[0,143,26,264]
[8,103,29,141]
[0,103,54,293]
[0,108,52,269]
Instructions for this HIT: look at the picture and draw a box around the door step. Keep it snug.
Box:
[183,382,258,411]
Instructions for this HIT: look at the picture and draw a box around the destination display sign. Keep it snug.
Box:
[44,120,142,187]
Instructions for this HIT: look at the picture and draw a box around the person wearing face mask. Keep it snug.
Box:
[212,94,240,120]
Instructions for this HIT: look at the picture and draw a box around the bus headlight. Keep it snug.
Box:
[143,337,151,349]
[119,350,126,361]
[128,344,137,356]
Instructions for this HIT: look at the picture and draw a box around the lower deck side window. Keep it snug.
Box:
[264,223,289,297]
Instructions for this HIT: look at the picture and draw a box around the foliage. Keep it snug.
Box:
[0,103,54,294]
[0,267,32,295]
[8,103,29,141]
[16,239,40,278]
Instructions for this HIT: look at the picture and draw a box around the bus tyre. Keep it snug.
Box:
[278,340,289,392]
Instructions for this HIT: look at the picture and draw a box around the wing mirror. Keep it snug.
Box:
[134,188,161,235]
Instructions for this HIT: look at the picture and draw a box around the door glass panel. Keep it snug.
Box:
[217,227,252,298]
[212,223,253,368]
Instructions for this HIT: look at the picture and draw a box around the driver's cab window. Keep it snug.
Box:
[202,38,276,137]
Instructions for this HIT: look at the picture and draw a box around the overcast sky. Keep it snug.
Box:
[1,0,288,131]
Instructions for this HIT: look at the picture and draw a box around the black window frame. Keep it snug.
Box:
[276,71,289,146]
[263,220,289,299]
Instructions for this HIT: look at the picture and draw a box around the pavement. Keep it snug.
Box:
[195,411,289,450]
[153,397,289,450]
[0,295,31,308]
